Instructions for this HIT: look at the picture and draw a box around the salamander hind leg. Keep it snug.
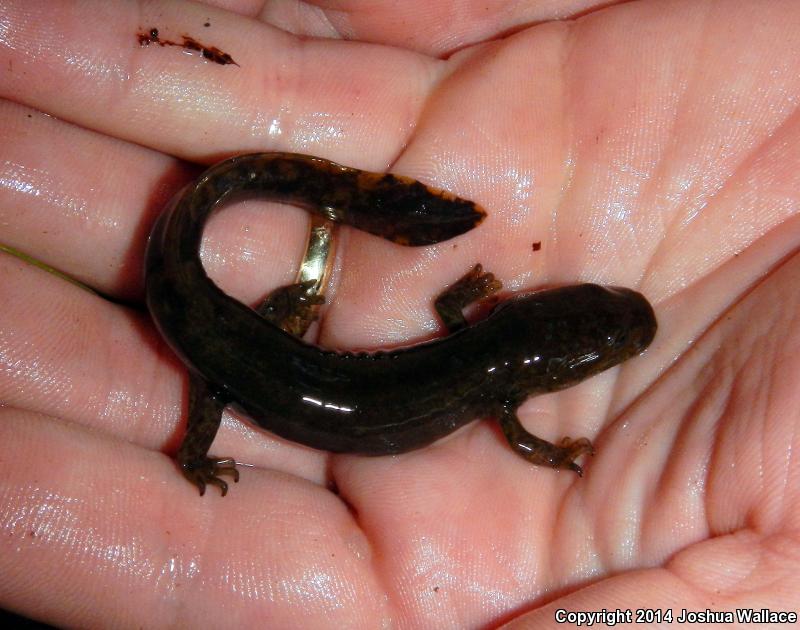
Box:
[499,406,594,476]
[178,373,240,496]
[434,264,502,333]
[256,280,325,337]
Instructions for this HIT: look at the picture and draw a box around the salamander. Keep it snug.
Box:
[145,152,657,495]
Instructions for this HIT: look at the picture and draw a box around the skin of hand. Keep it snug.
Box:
[1,0,799,627]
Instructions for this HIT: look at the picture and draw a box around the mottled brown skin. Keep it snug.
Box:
[145,152,657,496]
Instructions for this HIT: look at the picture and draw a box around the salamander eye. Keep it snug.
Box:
[604,330,626,349]
[602,328,633,354]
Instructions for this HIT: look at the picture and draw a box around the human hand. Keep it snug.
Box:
[1,0,798,627]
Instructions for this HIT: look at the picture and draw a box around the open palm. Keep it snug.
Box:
[1,0,798,627]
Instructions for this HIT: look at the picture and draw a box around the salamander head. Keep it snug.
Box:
[601,286,657,357]
[492,284,657,395]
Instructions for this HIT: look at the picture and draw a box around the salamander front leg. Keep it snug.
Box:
[178,373,239,496]
[434,264,502,333]
[179,282,322,497]
[499,405,594,476]
[256,279,325,337]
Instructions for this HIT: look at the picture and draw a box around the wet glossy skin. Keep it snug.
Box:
[146,153,657,495]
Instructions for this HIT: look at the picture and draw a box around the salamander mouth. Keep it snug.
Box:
[607,286,658,353]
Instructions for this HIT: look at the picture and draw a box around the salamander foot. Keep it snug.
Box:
[435,264,503,333]
[555,437,595,476]
[257,280,325,337]
[499,408,594,476]
[181,457,240,496]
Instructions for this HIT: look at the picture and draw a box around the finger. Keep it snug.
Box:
[0,408,380,628]
[262,0,616,57]
[0,249,178,445]
[0,0,433,162]
[0,100,313,299]
[0,251,329,482]
[0,100,190,297]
